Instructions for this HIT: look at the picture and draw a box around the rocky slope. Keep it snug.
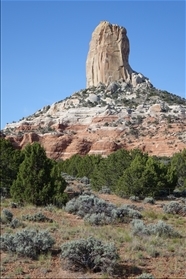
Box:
[2,83,186,159]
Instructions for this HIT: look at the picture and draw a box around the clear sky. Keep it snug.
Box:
[1,0,185,129]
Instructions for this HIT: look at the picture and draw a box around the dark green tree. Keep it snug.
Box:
[91,149,132,191]
[10,143,67,206]
[50,163,68,206]
[116,154,173,198]
[140,156,170,197]
[0,138,23,196]
[116,155,147,197]
[168,149,186,190]
[59,154,82,177]
[77,154,102,178]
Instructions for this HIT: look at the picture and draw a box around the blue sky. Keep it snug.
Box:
[1,0,185,129]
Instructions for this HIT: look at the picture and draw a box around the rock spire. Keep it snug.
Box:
[86,21,151,88]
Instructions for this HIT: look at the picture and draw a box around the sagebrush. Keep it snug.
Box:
[61,236,119,274]
[0,228,55,259]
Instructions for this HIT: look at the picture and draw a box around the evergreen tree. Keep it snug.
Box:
[91,159,109,191]
[60,154,82,177]
[10,143,66,206]
[0,138,23,196]
[91,149,132,191]
[105,149,132,191]
[77,154,102,178]
[116,154,173,198]
[50,163,68,206]
[140,156,169,197]
[168,149,186,190]
[116,155,147,197]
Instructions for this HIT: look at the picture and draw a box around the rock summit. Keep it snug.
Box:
[86,21,152,89]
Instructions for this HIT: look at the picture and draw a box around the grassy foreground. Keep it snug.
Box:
[0,193,186,279]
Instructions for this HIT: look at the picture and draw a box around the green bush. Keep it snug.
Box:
[61,236,119,274]
[0,228,55,259]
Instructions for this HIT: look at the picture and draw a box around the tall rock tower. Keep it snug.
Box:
[86,21,151,88]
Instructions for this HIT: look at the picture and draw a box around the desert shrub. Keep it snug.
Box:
[116,205,142,222]
[163,201,186,216]
[124,203,144,211]
[44,204,56,212]
[173,188,183,197]
[179,197,186,204]
[148,220,181,237]
[84,212,115,225]
[80,176,90,185]
[65,194,115,217]
[65,194,142,225]
[181,205,186,216]
[1,209,13,223]
[143,197,155,204]
[65,185,82,199]
[0,228,55,259]
[22,212,53,223]
[130,195,140,202]
[82,189,92,195]
[131,219,181,238]
[61,236,119,274]
[131,219,150,236]
[99,186,111,194]
[9,218,24,229]
[10,202,18,208]
[136,273,155,279]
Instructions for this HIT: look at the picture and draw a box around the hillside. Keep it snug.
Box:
[2,83,186,159]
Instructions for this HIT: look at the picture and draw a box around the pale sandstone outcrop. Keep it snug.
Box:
[86,21,151,88]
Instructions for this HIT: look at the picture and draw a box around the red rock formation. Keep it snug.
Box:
[4,117,186,159]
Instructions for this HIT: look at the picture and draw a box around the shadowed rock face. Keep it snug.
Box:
[86,21,151,88]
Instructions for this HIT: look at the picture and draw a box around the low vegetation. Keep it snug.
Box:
[21,212,53,223]
[61,236,119,274]
[0,139,186,278]
[163,200,186,216]
[0,228,55,259]
[131,219,181,238]
[65,193,142,225]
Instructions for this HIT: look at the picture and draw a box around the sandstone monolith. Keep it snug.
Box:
[86,21,151,88]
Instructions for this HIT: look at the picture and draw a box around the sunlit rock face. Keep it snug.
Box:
[86,21,152,89]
